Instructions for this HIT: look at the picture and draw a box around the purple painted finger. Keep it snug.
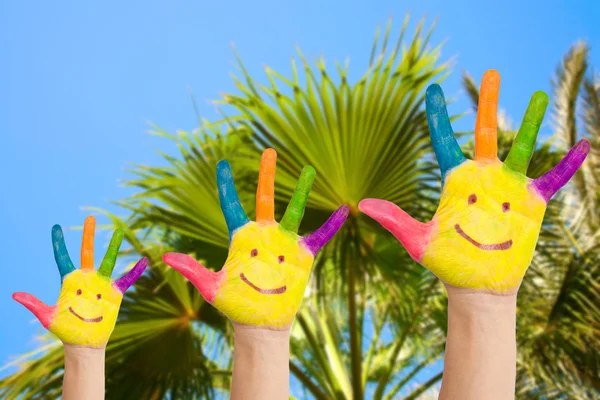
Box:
[531,139,590,201]
[113,257,148,293]
[301,205,349,255]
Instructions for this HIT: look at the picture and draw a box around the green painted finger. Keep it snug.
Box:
[505,91,548,174]
[280,166,316,233]
[98,229,124,277]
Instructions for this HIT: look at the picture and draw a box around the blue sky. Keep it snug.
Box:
[1,0,599,390]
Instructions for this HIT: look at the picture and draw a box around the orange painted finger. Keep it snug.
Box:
[81,216,96,270]
[475,70,500,161]
[256,148,277,223]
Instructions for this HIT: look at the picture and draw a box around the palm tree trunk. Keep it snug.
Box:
[347,228,363,399]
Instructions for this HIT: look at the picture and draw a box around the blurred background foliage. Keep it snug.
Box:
[1,16,599,399]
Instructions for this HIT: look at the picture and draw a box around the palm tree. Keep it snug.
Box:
[2,17,598,400]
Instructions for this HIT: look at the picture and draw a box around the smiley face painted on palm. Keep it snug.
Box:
[214,222,315,327]
[421,161,547,290]
[164,149,348,328]
[360,70,589,293]
[49,270,123,345]
[13,217,147,347]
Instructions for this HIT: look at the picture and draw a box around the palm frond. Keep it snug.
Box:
[223,15,449,213]
[552,41,588,148]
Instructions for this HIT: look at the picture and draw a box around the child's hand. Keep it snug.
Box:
[360,70,589,294]
[13,217,148,347]
[164,149,348,329]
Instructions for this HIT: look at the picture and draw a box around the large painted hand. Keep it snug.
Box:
[360,70,590,294]
[13,217,148,348]
[164,149,348,329]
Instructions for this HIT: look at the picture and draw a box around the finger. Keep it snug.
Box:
[301,205,349,255]
[256,148,277,224]
[98,229,124,277]
[426,84,466,179]
[280,166,316,233]
[113,257,148,294]
[475,70,500,161]
[532,139,590,202]
[163,253,223,304]
[217,160,249,236]
[81,216,96,270]
[359,199,432,262]
[505,91,549,174]
[12,292,56,329]
[52,224,76,280]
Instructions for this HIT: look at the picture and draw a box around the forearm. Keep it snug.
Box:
[230,324,290,400]
[63,345,105,400]
[439,287,517,400]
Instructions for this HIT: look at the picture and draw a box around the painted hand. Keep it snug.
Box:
[13,217,148,347]
[360,70,590,294]
[164,149,348,329]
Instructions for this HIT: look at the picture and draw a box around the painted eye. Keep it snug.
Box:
[97,294,102,300]
[468,194,477,205]
[502,202,510,212]
[250,249,258,257]
[278,255,285,263]
[76,289,82,296]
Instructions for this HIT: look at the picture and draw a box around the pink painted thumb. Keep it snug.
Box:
[163,253,223,304]
[13,292,56,329]
[359,199,432,262]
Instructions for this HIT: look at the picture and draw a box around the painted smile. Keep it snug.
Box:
[69,307,103,323]
[454,224,512,251]
[240,273,287,295]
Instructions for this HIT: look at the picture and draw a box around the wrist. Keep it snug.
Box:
[232,323,291,357]
[230,323,290,400]
[64,343,106,361]
[445,284,517,313]
[63,344,105,400]
[233,322,291,340]
[441,285,517,400]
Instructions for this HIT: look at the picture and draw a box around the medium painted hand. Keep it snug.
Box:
[13,217,148,348]
[360,70,589,294]
[164,149,348,329]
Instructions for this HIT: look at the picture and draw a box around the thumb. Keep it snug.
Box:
[13,292,56,329]
[163,253,223,304]
[359,199,432,262]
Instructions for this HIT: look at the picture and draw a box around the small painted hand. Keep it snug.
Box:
[360,70,590,294]
[164,149,348,329]
[13,217,147,348]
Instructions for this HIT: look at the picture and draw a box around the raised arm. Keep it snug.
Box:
[164,149,348,399]
[360,71,589,399]
[13,216,147,400]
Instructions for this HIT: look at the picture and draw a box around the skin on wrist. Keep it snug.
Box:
[440,285,517,400]
[63,344,105,400]
[231,323,291,400]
